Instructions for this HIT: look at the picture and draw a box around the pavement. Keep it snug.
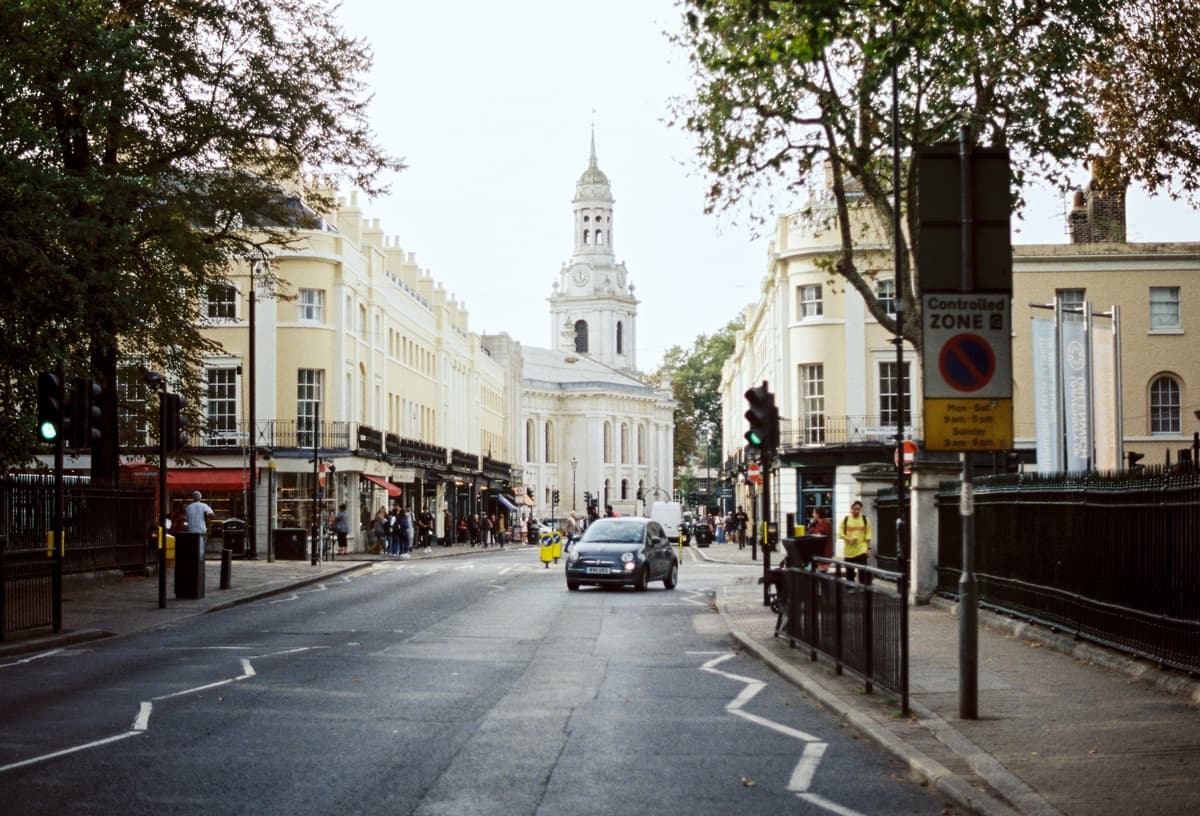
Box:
[4,537,1200,815]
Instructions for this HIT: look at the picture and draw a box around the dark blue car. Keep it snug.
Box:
[565,518,678,591]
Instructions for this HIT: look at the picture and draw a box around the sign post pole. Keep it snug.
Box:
[958,128,978,721]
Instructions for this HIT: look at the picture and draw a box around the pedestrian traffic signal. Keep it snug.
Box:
[37,372,66,443]
[68,378,104,449]
[744,382,778,450]
[163,392,188,452]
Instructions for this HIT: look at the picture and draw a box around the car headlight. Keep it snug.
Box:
[621,552,635,562]
[566,550,579,564]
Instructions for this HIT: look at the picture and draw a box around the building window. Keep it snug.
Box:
[298,289,324,322]
[297,369,323,447]
[876,278,896,316]
[878,361,911,428]
[603,421,612,463]
[621,478,629,500]
[800,364,825,444]
[574,320,589,353]
[616,321,623,354]
[116,366,152,447]
[1056,288,1085,314]
[1150,287,1181,331]
[798,284,823,319]
[206,368,238,445]
[1150,375,1181,434]
[206,283,237,320]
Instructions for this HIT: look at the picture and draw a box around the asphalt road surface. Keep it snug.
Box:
[0,548,956,815]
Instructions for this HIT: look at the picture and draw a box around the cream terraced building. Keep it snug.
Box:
[722,169,1200,555]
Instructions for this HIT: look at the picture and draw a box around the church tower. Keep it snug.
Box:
[549,129,639,372]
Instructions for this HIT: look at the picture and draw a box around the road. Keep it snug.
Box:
[0,548,956,815]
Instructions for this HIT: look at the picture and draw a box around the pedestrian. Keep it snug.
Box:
[419,506,434,553]
[715,513,725,544]
[388,504,402,557]
[401,506,415,557]
[442,507,453,546]
[808,507,833,570]
[457,515,468,544]
[467,513,479,546]
[333,503,350,555]
[184,490,215,558]
[839,500,873,584]
[371,507,388,555]
[605,504,618,518]
[735,506,748,549]
[483,513,495,547]
[587,505,599,527]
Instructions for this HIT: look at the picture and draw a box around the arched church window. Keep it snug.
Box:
[596,230,605,246]
[616,321,623,354]
[583,215,590,222]
[583,230,590,245]
[621,479,629,500]
[574,320,589,353]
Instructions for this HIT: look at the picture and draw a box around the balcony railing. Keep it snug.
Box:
[779,415,920,448]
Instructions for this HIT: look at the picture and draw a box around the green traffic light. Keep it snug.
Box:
[39,420,58,441]
[746,430,763,446]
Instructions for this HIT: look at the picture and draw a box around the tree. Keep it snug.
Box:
[656,317,743,468]
[670,0,1123,352]
[0,0,399,474]
[1090,0,1200,203]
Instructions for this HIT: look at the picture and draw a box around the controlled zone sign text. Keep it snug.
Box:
[922,293,1013,451]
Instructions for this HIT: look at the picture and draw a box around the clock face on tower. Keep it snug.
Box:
[571,264,590,287]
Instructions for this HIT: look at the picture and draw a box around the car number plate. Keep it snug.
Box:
[585,567,609,575]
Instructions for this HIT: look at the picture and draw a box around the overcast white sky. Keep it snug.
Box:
[333,0,1197,371]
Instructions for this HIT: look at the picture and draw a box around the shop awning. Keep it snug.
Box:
[362,474,402,497]
[164,468,250,492]
[498,494,518,512]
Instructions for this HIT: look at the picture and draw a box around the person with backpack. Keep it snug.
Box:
[839,500,873,584]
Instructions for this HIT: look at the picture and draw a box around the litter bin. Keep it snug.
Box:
[174,532,206,599]
[273,528,308,560]
[222,518,248,558]
[782,535,830,569]
[692,523,713,548]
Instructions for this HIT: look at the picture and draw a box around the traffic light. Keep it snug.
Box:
[744,382,778,450]
[163,392,188,452]
[1004,451,1021,474]
[1127,450,1145,471]
[36,372,66,443]
[552,489,560,504]
[68,378,103,449]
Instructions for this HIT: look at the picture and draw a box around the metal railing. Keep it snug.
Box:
[779,415,919,448]
[936,469,1200,674]
[777,559,909,712]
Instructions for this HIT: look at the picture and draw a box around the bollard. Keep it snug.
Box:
[220,548,232,590]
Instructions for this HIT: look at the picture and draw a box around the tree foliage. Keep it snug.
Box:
[670,0,1123,351]
[657,317,743,468]
[0,0,399,473]
[1090,0,1200,203]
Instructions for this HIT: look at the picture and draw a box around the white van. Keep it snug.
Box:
[650,501,683,542]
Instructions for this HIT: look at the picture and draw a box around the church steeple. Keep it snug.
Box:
[551,128,639,372]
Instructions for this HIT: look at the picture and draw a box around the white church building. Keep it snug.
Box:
[485,134,676,519]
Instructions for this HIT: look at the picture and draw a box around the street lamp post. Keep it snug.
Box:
[571,456,577,511]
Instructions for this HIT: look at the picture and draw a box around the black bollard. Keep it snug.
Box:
[220,548,232,590]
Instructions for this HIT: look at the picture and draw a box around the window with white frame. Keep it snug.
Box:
[878,361,911,428]
[297,369,323,447]
[1150,287,1181,331]
[206,367,238,445]
[876,278,896,316]
[1150,375,1181,434]
[799,364,825,444]
[298,289,324,322]
[206,283,237,320]
[1056,288,1085,314]
[798,284,823,319]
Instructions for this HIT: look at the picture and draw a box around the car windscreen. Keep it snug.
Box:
[581,519,645,544]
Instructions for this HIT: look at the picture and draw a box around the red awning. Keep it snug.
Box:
[362,474,402,497]
[166,468,250,492]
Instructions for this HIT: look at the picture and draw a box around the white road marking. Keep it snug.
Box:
[267,593,300,605]
[0,648,65,670]
[132,702,152,732]
[0,730,140,773]
[701,652,863,816]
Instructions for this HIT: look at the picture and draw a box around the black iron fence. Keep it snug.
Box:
[778,559,909,712]
[936,469,1200,674]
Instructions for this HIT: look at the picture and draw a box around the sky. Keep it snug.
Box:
[332,0,1198,371]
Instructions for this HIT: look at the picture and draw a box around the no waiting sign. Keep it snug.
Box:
[922,294,1012,400]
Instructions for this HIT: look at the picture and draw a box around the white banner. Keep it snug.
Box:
[1092,316,1120,472]
[1031,316,1062,474]
[1061,313,1091,472]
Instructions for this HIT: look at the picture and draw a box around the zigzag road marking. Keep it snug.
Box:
[701,652,864,816]
[0,647,319,775]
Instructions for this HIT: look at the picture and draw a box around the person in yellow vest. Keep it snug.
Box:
[839,500,873,584]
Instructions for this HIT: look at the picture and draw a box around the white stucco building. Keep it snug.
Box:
[485,133,675,518]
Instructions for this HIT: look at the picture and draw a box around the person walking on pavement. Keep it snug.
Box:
[839,500,873,584]
[467,513,479,546]
[735,506,748,550]
[333,503,351,555]
[184,491,215,558]
[808,507,833,570]
[418,506,434,553]
[399,506,414,558]
[371,507,388,555]
[387,504,402,558]
[442,507,453,547]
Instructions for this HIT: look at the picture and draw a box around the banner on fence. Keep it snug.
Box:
[1031,316,1062,474]
[1061,311,1091,472]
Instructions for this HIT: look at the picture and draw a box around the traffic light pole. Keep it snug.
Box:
[51,360,65,633]
[760,449,772,607]
[158,392,168,609]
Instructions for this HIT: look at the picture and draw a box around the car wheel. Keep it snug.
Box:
[634,565,649,591]
[663,561,678,590]
[567,580,580,591]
